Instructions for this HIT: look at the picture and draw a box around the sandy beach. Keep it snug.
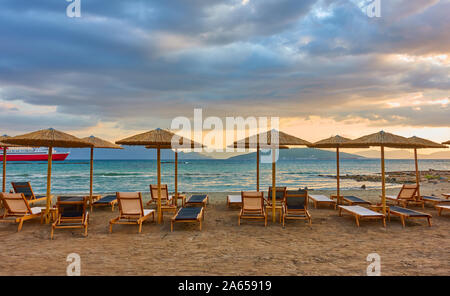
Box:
[1,181,449,276]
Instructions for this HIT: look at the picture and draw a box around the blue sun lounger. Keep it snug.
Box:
[422,195,450,206]
[342,195,371,206]
[92,195,118,211]
[171,207,204,232]
[389,206,432,228]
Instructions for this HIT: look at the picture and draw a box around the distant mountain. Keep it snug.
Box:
[353,150,450,159]
[227,148,365,161]
[67,146,212,160]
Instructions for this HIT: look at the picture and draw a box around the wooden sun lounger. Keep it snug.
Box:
[109,192,155,233]
[341,195,371,206]
[308,194,336,209]
[11,182,50,205]
[338,205,386,227]
[389,206,432,228]
[186,194,209,208]
[171,207,204,232]
[442,193,450,199]
[239,191,267,226]
[0,193,44,231]
[283,189,311,227]
[436,205,450,216]
[422,195,450,206]
[92,195,118,211]
[227,195,242,208]
[51,196,89,239]
[385,184,424,208]
[148,184,186,206]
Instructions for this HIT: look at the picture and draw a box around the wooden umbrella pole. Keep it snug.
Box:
[45,147,53,223]
[256,147,260,192]
[90,147,94,210]
[336,147,340,205]
[2,148,6,193]
[414,148,420,198]
[157,147,162,223]
[175,149,178,206]
[381,145,386,215]
[272,148,276,223]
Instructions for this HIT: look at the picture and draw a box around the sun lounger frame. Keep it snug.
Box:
[0,192,44,231]
[282,190,311,227]
[308,194,337,209]
[388,206,432,228]
[91,194,117,211]
[385,184,424,208]
[51,196,89,239]
[239,191,267,226]
[436,205,450,216]
[341,195,371,206]
[170,207,204,232]
[11,181,50,205]
[338,205,386,227]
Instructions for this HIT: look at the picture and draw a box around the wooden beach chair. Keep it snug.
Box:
[265,186,286,222]
[0,192,44,231]
[388,206,432,227]
[341,195,371,206]
[171,207,204,232]
[148,184,173,205]
[422,195,450,206]
[238,191,267,226]
[436,205,450,216]
[51,196,89,239]
[385,184,424,208]
[109,192,155,233]
[338,205,386,227]
[92,194,118,211]
[308,194,336,209]
[282,189,311,227]
[11,182,49,205]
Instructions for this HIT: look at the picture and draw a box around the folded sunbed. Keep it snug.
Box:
[436,205,450,216]
[308,194,336,209]
[171,207,204,232]
[389,206,432,227]
[92,195,118,211]
[422,195,450,206]
[11,182,49,205]
[0,192,44,231]
[338,205,385,227]
[385,184,424,208]
[342,195,371,206]
[109,192,155,233]
[51,196,89,239]
[283,190,311,227]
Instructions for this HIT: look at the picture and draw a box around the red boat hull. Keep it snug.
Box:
[0,153,69,161]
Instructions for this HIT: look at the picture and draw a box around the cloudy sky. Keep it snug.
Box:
[0,0,449,148]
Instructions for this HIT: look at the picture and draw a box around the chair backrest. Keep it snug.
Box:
[0,192,32,215]
[116,192,144,217]
[398,184,418,200]
[11,182,35,200]
[285,189,308,211]
[150,184,169,201]
[241,191,264,212]
[56,196,87,221]
[268,186,287,201]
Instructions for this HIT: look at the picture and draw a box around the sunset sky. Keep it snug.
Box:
[0,0,449,150]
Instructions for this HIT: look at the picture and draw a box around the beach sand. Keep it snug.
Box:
[0,182,449,276]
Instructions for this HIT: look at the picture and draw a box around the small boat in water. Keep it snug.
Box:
[0,147,69,161]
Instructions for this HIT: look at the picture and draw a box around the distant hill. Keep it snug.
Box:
[67,146,212,160]
[227,148,365,161]
[353,150,450,159]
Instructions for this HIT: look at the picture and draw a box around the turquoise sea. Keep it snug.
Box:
[2,159,450,194]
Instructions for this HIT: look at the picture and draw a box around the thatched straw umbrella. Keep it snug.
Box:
[0,135,21,193]
[348,131,414,214]
[443,140,450,145]
[231,129,311,222]
[81,136,123,209]
[116,128,203,223]
[3,128,92,222]
[308,136,369,205]
[407,136,447,198]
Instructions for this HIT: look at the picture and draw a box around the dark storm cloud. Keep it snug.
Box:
[0,0,448,132]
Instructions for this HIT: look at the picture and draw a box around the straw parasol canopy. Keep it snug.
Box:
[3,128,93,222]
[116,128,204,223]
[308,135,369,204]
[407,136,447,198]
[1,135,22,193]
[231,129,311,222]
[348,131,414,214]
[81,136,123,209]
[442,140,450,145]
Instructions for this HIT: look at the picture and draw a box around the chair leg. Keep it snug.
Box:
[382,217,386,228]
[109,223,113,233]
[427,217,432,227]
[401,216,405,228]
[171,221,174,232]
[17,218,24,232]
[199,220,202,231]
[138,222,142,233]
[355,216,360,227]
[50,226,55,239]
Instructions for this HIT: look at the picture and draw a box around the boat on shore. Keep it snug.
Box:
[0,147,69,161]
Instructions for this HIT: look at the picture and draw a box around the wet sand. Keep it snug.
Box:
[0,182,449,276]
